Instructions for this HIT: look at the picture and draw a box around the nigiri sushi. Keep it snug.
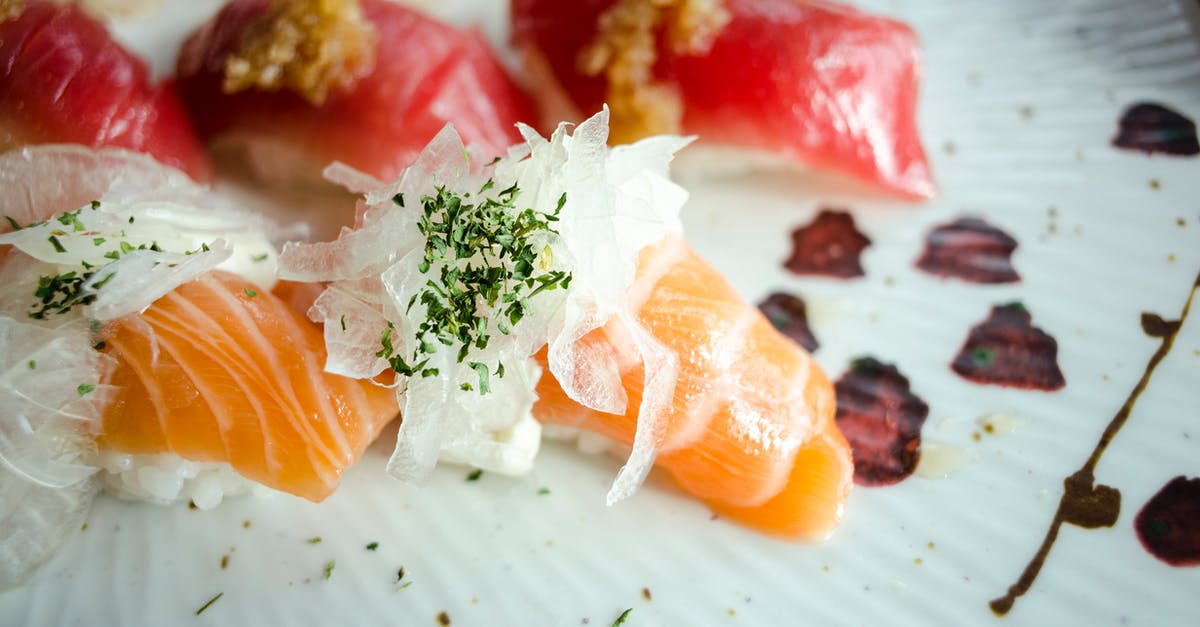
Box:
[278,110,854,539]
[0,145,397,588]
[0,1,213,181]
[175,0,535,187]
[511,0,935,200]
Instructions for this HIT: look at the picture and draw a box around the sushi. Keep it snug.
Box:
[0,145,398,588]
[510,0,935,200]
[0,0,213,181]
[278,109,854,538]
[174,0,535,186]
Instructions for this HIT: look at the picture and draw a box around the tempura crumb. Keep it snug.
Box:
[223,0,377,106]
[578,0,729,144]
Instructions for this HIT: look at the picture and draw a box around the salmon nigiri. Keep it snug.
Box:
[511,0,934,200]
[0,1,213,181]
[0,146,397,588]
[175,0,534,186]
[535,235,850,538]
[278,110,853,539]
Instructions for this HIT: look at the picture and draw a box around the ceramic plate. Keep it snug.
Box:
[3,0,1200,624]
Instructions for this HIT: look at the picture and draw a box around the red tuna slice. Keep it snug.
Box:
[512,0,934,200]
[0,1,213,181]
[175,0,535,185]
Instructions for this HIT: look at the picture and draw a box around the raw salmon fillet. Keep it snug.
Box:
[175,0,535,184]
[511,0,934,200]
[97,271,399,502]
[0,1,213,181]
[535,235,853,539]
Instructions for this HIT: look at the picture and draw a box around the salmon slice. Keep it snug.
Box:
[534,235,853,539]
[175,0,534,185]
[0,1,213,181]
[97,271,399,502]
[511,0,934,200]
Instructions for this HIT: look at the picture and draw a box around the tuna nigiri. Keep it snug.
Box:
[278,110,854,539]
[0,1,213,181]
[175,0,534,186]
[511,0,934,200]
[0,145,397,588]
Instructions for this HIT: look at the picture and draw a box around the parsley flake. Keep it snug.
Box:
[376,182,571,394]
[323,560,335,580]
[306,537,322,544]
[4,215,24,231]
[340,315,347,332]
[612,608,633,626]
[76,384,95,397]
[537,487,550,495]
[251,253,269,262]
[27,360,35,370]
[366,542,379,551]
[465,469,483,482]
[194,592,223,616]
[244,288,257,298]
[47,235,66,253]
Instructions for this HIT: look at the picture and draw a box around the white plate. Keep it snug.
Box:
[4,0,1200,624]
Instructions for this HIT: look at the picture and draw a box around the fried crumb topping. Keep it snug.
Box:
[578,0,729,144]
[223,0,377,106]
[1,0,24,21]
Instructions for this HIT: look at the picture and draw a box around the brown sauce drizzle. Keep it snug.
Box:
[990,269,1200,616]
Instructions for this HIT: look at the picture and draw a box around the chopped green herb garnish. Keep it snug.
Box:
[306,537,322,544]
[396,581,413,592]
[92,237,106,246]
[194,592,223,616]
[323,560,335,580]
[251,253,269,262]
[612,608,633,626]
[537,487,550,495]
[970,346,997,367]
[4,215,24,231]
[128,216,135,224]
[396,566,406,582]
[29,270,104,319]
[119,241,134,254]
[244,289,257,298]
[366,542,379,551]
[93,341,107,351]
[27,360,35,370]
[465,469,483,482]
[340,315,347,332]
[56,209,86,232]
[47,235,66,253]
[103,250,120,260]
[76,384,95,396]
[376,182,571,393]
[90,200,100,210]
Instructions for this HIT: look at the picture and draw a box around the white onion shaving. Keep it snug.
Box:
[0,145,283,587]
[280,109,692,502]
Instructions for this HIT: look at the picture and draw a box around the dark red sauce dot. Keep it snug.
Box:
[758,292,818,352]
[951,303,1065,390]
[1135,476,1200,566]
[834,357,929,486]
[783,209,870,279]
[1112,103,1199,156]
[915,217,1020,283]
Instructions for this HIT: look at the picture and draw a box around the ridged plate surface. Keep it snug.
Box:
[3,0,1200,624]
